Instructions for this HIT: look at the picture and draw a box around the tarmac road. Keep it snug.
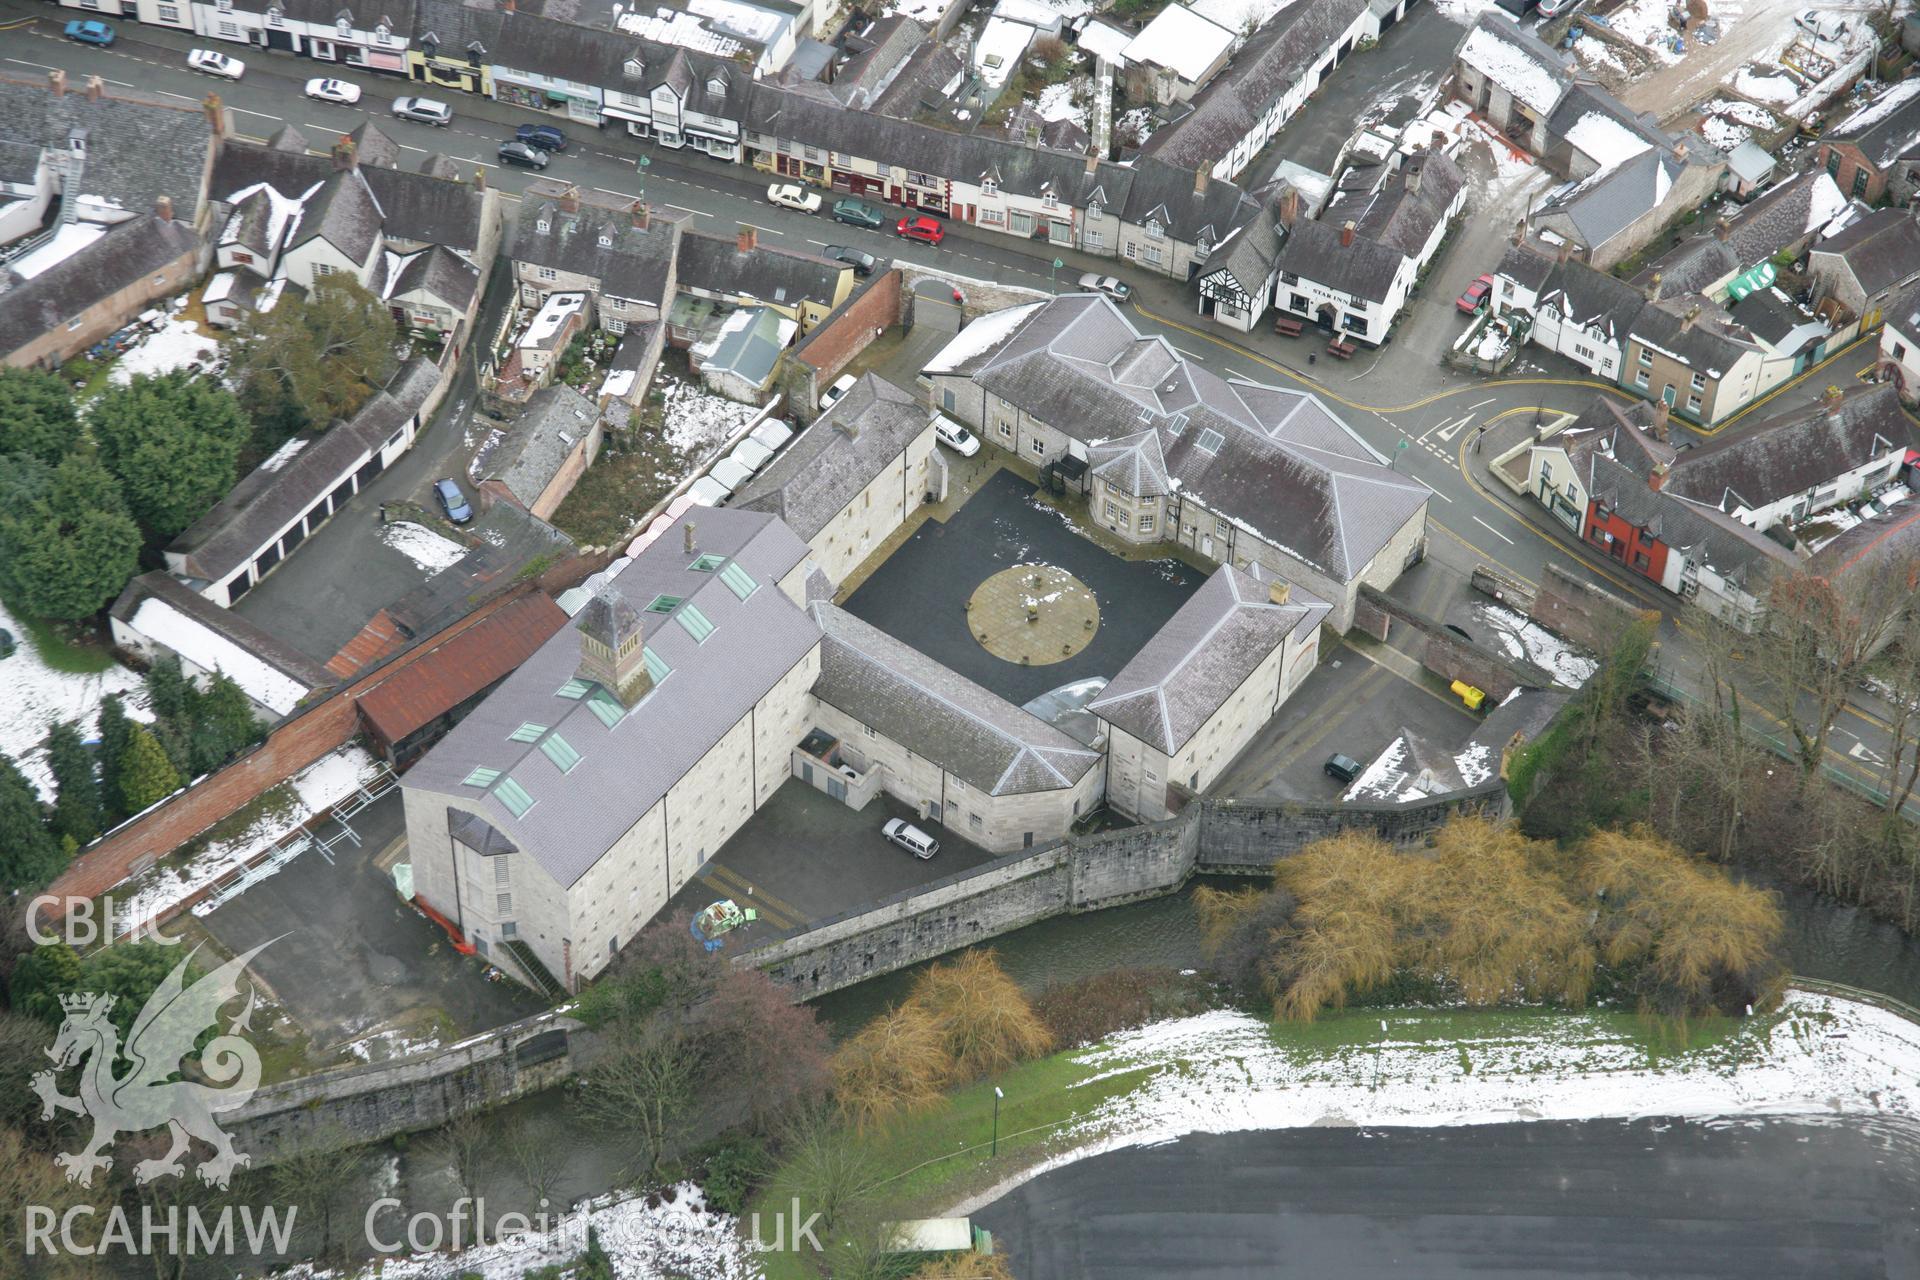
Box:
[976,1117,1920,1279]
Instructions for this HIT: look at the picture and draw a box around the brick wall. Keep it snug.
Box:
[781,269,904,422]
[1531,561,1658,656]
[41,586,548,916]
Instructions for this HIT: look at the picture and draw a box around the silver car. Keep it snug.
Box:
[392,96,452,126]
[1076,273,1132,303]
[882,818,939,859]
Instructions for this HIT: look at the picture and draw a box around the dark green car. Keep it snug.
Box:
[831,198,885,230]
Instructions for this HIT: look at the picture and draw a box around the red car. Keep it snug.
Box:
[896,214,945,245]
[1456,274,1495,314]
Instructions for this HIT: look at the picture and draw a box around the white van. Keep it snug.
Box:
[882,818,939,859]
[931,413,981,457]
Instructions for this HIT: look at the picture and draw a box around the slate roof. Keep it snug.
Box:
[110,571,336,695]
[1545,83,1667,163]
[1632,294,1758,375]
[1200,203,1281,299]
[514,196,682,303]
[1633,170,1847,294]
[0,214,199,358]
[348,121,402,170]
[675,229,846,309]
[0,74,215,221]
[210,138,488,253]
[1502,243,1649,343]
[1453,10,1572,116]
[809,602,1100,795]
[1141,0,1372,173]
[1087,565,1326,754]
[1812,208,1920,300]
[1535,148,1688,253]
[870,39,965,119]
[0,140,41,185]
[1663,384,1915,514]
[699,305,788,386]
[414,0,511,58]
[1586,451,1790,587]
[731,374,928,541]
[293,166,385,262]
[1348,152,1466,257]
[969,295,1430,581]
[1726,286,1826,355]
[1560,396,1672,486]
[384,243,480,312]
[1827,78,1920,169]
[826,14,927,108]
[404,508,816,887]
[356,591,568,747]
[1088,429,1172,499]
[494,385,599,508]
[1274,217,1406,303]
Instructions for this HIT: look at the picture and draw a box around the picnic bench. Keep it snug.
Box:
[1326,338,1358,360]
[1273,314,1304,338]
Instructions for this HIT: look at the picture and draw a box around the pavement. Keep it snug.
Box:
[842,467,1205,706]
[976,1118,1920,1279]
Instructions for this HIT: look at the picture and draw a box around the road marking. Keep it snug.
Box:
[4,57,57,72]
[1416,413,1464,444]
[1174,346,1210,363]
[1463,398,1495,412]
[592,186,642,201]
[230,106,285,121]
[805,238,832,247]
[1225,367,1256,381]
[702,862,805,927]
[661,203,701,216]
[736,221,777,234]
[1434,415,1471,442]
[154,89,196,100]
[1472,515,1516,545]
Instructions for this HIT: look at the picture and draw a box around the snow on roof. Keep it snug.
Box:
[615,8,746,58]
[602,369,637,399]
[1805,172,1850,236]
[1832,77,1920,137]
[687,0,789,43]
[7,223,106,280]
[994,0,1070,29]
[1077,16,1132,63]
[925,301,1044,373]
[974,16,1038,89]
[1459,22,1566,115]
[1190,0,1306,29]
[129,595,312,715]
[1123,4,1235,83]
[1564,111,1655,168]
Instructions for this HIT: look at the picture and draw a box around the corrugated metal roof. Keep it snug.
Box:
[356,592,569,746]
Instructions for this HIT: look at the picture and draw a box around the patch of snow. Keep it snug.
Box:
[1565,111,1657,167]
[1344,735,1411,803]
[0,597,150,800]
[1432,0,1511,23]
[1600,0,1690,65]
[925,301,1045,373]
[1076,16,1131,64]
[886,0,954,21]
[257,436,310,474]
[1116,104,1157,145]
[380,521,467,574]
[1735,67,1799,104]
[1189,0,1304,32]
[109,318,219,385]
[1034,80,1086,125]
[1802,171,1849,235]
[1459,24,1569,113]
[343,1027,444,1063]
[127,597,313,716]
[1123,6,1235,82]
[1831,77,1920,136]
[7,223,106,280]
[1455,739,1493,787]
[659,379,759,456]
[1475,602,1598,686]
[975,16,1038,90]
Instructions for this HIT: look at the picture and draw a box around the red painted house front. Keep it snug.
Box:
[1583,501,1670,580]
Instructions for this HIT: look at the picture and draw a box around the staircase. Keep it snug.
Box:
[502,939,567,1001]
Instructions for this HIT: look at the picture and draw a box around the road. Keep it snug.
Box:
[6,3,1913,793]
[977,1118,1920,1279]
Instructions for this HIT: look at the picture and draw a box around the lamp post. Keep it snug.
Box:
[991,1086,1004,1157]
[637,154,651,199]
[1391,438,1408,472]
[1050,258,1064,294]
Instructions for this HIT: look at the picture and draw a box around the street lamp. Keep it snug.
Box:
[1391,439,1408,472]
[636,154,651,199]
[991,1085,1004,1157]
[1050,258,1064,294]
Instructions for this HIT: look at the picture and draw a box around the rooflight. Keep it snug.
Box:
[646,593,684,614]
[556,678,592,699]
[689,553,726,572]
[587,687,626,728]
[1166,412,1189,436]
[719,561,758,600]
[508,722,546,743]
[539,732,581,773]
[493,775,535,817]
[462,766,501,787]
[1194,427,1225,454]
[643,645,671,684]
[676,604,716,642]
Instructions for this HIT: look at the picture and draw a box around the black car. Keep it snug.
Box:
[1323,753,1362,784]
[515,123,569,152]
[824,244,877,276]
[497,140,550,170]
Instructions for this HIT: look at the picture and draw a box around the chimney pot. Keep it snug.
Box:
[1556,236,1573,263]
[1713,217,1731,242]
[557,184,581,213]
[84,75,103,102]
[1649,461,1669,492]
[203,94,226,136]
[504,0,515,10]
[473,166,486,190]
[684,521,697,554]
[1084,152,1098,176]
[49,69,66,98]
[737,224,757,253]
[1267,579,1292,606]
[1279,186,1299,228]
[154,194,173,222]
[1340,221,1355,248]
[631,200,650,230]
[1681,304,1700,331]
[332,135,356,171]
[1822,383,1844,405]
[1647,271,1663,302]
[1194,167,1209,195]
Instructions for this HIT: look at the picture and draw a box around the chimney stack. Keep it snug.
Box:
[48,69,66,98]
[1649,400,1669,442]
[631,200,650,230]
[1822,383,1845,408]
[1278,186,1299,228]
[84,75,103,102]
[154,194,173,222]
[1713,216,1731,242]
[558,184,580,213]
[1649,461,1669,492]
[1340,221,1355,248]
[1405,156,1421,196]
[473,165,486,190]
[1193,167,1208,196]
[737,224,757,253]
[684,521,697,555]
[573,595,652,708]
[503,0,515,10]
[1647,271,1663,303]
[203,94,226,136]
[1084,151,1098,176]
[332,135,356,171]
[1512,217,1526,246]
[1267,579,1292,606]
[1556,236,1573,263]
[1681,304,1700,332]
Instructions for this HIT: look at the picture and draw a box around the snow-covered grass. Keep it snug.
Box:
[1189,0,1303,32]
[660,378,760,456]
[380,521,468,574]
[1598,0,1691,65]
[1033,80,1085,126]
[0,597,150,800]
[1735,66,1800,103]
[1475,602,1598,687]
[109,317,219,385]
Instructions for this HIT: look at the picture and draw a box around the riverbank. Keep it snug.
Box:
[329,987,1920,1279]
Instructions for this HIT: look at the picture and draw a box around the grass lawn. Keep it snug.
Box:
[12,608,120,674]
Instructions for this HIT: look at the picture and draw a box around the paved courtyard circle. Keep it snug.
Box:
[967,563,1100,666]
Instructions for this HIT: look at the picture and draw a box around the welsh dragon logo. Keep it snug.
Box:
[31,942,271,1189]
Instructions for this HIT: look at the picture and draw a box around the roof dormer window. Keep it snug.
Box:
[625,56,645,79]
[707,75,727,97]
[597,231,612,247]
[536,217,550,233]
[981,177,998,197]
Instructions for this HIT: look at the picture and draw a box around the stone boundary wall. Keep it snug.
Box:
[1357,585,1557,699]
[1531,561,1658,656]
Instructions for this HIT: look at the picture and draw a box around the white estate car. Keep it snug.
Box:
[766,183,823,214]
[932,413,981,457]
[187,49,246,79]
[818,373,857,411]
[304,78,362,104]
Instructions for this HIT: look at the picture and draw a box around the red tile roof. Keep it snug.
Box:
[355,593,569,747]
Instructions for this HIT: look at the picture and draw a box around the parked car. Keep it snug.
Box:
[63,20,115,46]
[497,140,550,170]
[766,182,823,214]
[1536,0,1578,14]
[1455,274,1494,314]
[818,373,857,411]
[896,214,945,244]
[515,123,569,152]
[1076,273,1132,303]
[187,48,246,79]
[1793,9,1849,41]
[391,97,453,126]
[932,414,980,457]
[433,478,473,524]
[882,818,940,859]
[831,197,886,229]
[1323,753,1362,784]
[304,78,361,104]
[825,245,877,276]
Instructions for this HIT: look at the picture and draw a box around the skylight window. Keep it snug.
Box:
[1166,412,1189,437]
[587,687,626,728]
[675,603,715,643]
[556,678,592,699]
[1194,427,1225,454]
[645,594,684,614]
[689,553,726,572]
[462,766,501,787]
[539,732,581,773]
[494,775,535,817]
[508,722,547,743]
[643,646,671,684]
[719,561,758,600]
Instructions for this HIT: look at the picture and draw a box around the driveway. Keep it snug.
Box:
[842,468,1206,705]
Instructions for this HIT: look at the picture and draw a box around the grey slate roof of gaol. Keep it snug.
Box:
[1088,429,1172,499]
[513,195,683,304]
[405,508,817,888]
[808,602,1101,795]
[0,74,215,221]
[1663,384,1915,514]
[447,808,517,857]
[675,229,847,309]
[1813,207,1920,300]
[0,214,199,359]
[1088,565,1328,755]
[495,384,598,508]
[210,139,489,253]
[962,294,1430,581]
[1140,0,1373,173]
[731,374,928,542]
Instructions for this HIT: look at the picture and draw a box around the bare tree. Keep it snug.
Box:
[503,1115,567,1213]
[829,1003,949,1132]
[575,1019,701,1177]
[429,1105,496,1224]
[908,950,1052,1083]
[774,1104,885,1234]
[267,1126,372,1263]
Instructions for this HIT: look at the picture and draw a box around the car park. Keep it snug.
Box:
[497,140,550,170]
[1076,273,1132,303]
[433,478,473,524]
[188,49,246,79]
[896,214,944,244]
[63,20,115,46]
[766,183,823,214]
[304,78,362,104]
[825,245,877,276]
[883,818,939,859]
[516,123,568,152]
[1323,753,1362,784]
[831,198,885,229]
[1455,274,1494,314]
[932,414,980,457]
[818,373,857,411]
[392,97,453,126]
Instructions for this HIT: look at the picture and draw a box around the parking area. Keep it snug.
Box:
[842,467,1206,706]
[200,789,543,1058]
[659,780,1002,951]
[1211,644,1480,803]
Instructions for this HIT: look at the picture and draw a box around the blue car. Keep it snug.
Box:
[515,123,568,152]
[433,477,473,524]
[64,19,116,46]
